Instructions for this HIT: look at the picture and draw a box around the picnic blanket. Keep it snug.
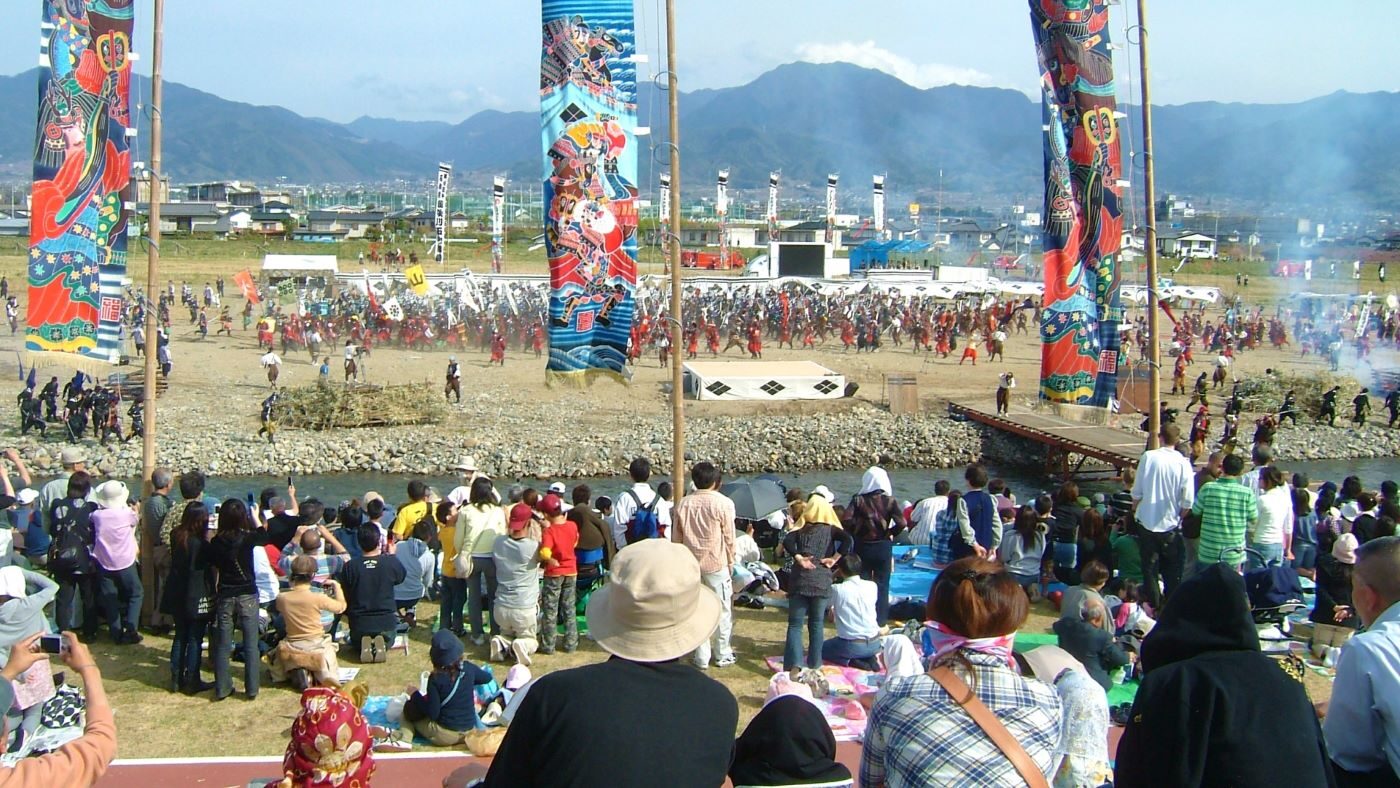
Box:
[760,659,876,741]
[889,545,940,604]
[360,678,502,744]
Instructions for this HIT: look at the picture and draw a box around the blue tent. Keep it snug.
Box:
[848,239,933,271]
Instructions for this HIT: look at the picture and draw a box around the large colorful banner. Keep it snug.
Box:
[541,1,638,384]
[28,0,135,370]
[1030,0,1125,409]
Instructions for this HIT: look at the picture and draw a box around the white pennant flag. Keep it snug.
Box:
[382,297,405,322]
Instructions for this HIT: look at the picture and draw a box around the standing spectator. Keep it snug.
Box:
[1192,454,1258,573]
[609,457,658,550]
[567,485,615,574]
[670,461,737,670]
[842,466,907,625]
[490,508,542,666]
[47,471,97,640]
[1249,466,1294,569]
[950,464,1001,563]
[1115,564,1334,787]
[92,481,142,645]
[454,477,505,646]
[536,494,578,655]
[783,493,852,675]
[1324,535,1400,784]
[203,498,262,700]
[437,501,466,637]
[140,467,173,631]
[160,502,214,694]
[475,540,738,787]
[37,447,88,532]
[391,480,431,541]
[861,557,1062,786]
[1131,424,1195,610]
[336,523,406,664]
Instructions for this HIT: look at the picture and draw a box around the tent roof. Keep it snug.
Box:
[262,255,339,273]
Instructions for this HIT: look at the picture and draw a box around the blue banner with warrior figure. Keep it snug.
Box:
[1030,0,1124,411]
[28,0,135,371]
[541,0,639,384]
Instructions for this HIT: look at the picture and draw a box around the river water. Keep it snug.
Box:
[187,457,1400,510]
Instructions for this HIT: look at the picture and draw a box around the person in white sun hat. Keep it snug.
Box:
[469,540,738,788]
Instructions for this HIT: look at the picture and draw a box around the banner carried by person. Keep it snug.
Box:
[276,279,297,305]
[540,0,639,385]
[234,269,260,304]
[381,297,404,322]
[27,0,136,372]
[1030,0,1125,411]
[404,264,429,296]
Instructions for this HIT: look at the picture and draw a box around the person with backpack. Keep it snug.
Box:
[611,457,659,549]
[47,471,98,641]
[455,477,506,647]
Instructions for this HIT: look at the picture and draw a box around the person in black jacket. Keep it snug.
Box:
[202,498,261,701]
[400,630,493,746]
[160,501,215,694]
[1115,563,1336,787]
[1053,598,1130,691]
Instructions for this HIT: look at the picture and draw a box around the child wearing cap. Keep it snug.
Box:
[400,630,494,746]
[536,494,578,655]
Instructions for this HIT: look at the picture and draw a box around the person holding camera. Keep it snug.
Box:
[271,555,346,690]
[0,631,116,784]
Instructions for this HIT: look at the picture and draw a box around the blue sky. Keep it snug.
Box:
[2,1,1397,123]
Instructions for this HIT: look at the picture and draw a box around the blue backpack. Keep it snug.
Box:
[624,491,661,544]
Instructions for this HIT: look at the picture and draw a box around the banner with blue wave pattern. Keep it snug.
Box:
[541,0,638,384]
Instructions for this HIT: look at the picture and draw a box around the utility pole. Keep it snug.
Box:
[665,0,685,503]
[142,0,164,489]
[1138,0,1162,449]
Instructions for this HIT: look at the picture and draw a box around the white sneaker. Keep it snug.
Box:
[489,637,507,663]
[372,733,412,752]
[714,656,737,668]
[511,639,533,667]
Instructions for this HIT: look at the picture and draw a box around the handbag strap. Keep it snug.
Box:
[928,666,1049,788]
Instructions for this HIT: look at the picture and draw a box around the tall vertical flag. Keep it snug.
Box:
[433,163,451,265]
[825,174,839,245]
[716,169,729,265]
[658,172,671,248]
[872,175,886,239]
[491,175,506,273]
[541,1,639,384]
[1030,0,1125,410]
[767,172,780,243]
[28,0,136,371]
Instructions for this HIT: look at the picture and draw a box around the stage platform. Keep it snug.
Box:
[683,360,846,402]
[950,400,1145,480]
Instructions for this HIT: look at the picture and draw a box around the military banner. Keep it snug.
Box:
[404,264,429,296]
[541,0,639,384]
[234,269,260,304]
[1030,0,1125,410]
[27,0,136,371]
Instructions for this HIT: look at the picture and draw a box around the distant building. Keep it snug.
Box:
[146,202,224,234]
[1157,231,1217,259]
[0,218,28,237]
[306,209,386,240]
[249,211,292,236]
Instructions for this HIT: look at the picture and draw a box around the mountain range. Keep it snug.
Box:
[1,62,1397,209]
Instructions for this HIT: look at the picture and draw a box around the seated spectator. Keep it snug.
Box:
[1018,645,1113,788]
[393,521,434,628]
[475,540,738,787]
[1053,599,1131,691]
[0,632,116,785]
[278,526,349,584]
[1058,560,1113,634]
[729,696,853,788]
[336,524,405,664]
[1110,515,1144,588]
[271,556,346,690]
[929,489,962,568]
[1311,533,1361,631]
[282,685,375,787]
[998,506,1047,594]
[490,510,541,667]
[862,557,1062,786]
[879,633,923,683]
[821,555,881,669]
[1324,535,1400,784]
[399,630,494,746]
[1115,563,1335,787]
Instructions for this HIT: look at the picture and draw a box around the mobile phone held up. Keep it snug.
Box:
[38,634,64,654]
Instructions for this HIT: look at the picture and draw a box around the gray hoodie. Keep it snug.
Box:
[0,570,57,666]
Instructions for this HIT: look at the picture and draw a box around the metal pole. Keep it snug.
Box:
[141,0,164,490]
[666,0,685,503]
[1138,0,1162,450]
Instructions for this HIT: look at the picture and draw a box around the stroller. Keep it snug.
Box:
[1241,547,1307,629]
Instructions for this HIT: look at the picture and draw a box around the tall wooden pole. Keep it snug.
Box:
[665,0,685,502]
[141,0,164,490]
[1138,0,1162,449]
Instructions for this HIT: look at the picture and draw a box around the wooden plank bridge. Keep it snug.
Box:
[949,401,1146,481]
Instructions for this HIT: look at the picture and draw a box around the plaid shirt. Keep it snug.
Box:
[930,507,960,567]
[1192,477,1258,565]
[861,652,1062,787]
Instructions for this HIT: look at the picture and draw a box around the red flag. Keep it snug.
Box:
[1159,300,1179,328]
[233,270,260,305]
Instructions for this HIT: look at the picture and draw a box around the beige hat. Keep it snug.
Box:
[363,491,384,505]
[1332,533,1359,565]
[454,455,478,473]
[96,480,129,509]
[1020,645,1088,685]
[585,540,721,662]
[59,447,87,467]
[0,566,25,599]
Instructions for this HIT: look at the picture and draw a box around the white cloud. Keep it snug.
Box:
[793,40,999,90]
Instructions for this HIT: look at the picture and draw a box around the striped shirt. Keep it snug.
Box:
[861,652,1062,787]
[1192,477,1258,565]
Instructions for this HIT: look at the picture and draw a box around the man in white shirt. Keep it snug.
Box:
[903,480,950,547]
[260,350,282,388]
[1240,442,1271,500]
[821,555,882,668]
[609,457,657,550]
[1130,423,1196,610]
